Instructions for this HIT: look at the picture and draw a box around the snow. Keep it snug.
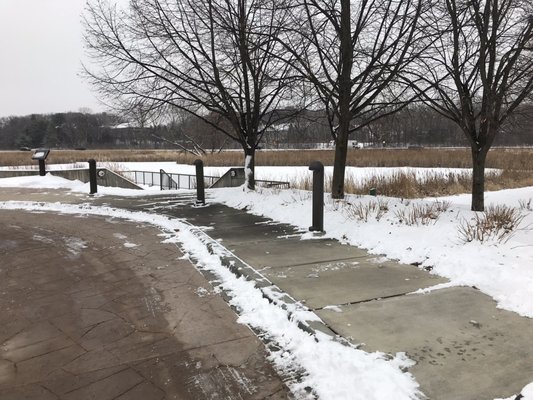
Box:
[117,162,488,183]
[1,163,532,399]
[112,161,226,177]
[523,383,533,399]
[0,174,86,189]
[496,382,533,400]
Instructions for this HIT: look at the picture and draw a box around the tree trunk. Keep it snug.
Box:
[244,146,255,191]
[471,146,488,211]
[331,0,352,200]
[331,136,348,198]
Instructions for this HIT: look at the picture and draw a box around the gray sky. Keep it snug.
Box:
[0,0,105,117]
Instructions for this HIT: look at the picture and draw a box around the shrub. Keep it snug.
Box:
[394,202,445,226]
[518,198,532,211]
[343,199,389,222]
[458,205,524,243]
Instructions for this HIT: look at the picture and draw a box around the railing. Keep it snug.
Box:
[160,169,178,190]
[255,180,290,189]
[120,170,289,190]
[120,170,219,190]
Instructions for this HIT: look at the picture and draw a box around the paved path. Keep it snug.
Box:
[0,190,288,400]
[2,188,533,399]
[99,191,532,400]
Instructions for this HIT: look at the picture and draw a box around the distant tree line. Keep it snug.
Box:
[0,112,122,150]
[0,105,531,151]
[0,111,211,150]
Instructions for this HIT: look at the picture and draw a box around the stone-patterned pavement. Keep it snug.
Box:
[0,206,288,400]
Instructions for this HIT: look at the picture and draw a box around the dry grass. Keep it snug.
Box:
[394,201,451,226]
[361,169,533,197]
[518,198,532,211]
[2,147,533,168]
[0,149,184,166]
[2,147,533,197]
[343,199,390,222]
[458,205,525,243]
[290,169,533,199]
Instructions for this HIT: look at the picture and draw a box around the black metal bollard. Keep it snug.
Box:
[194,159,205,205]
[38,160,46,176]
[88,159,98,195]
[309,161,324,232]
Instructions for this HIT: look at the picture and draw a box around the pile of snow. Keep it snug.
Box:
[0,174,85,189]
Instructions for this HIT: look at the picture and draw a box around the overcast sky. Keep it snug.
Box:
[0,0,108,118]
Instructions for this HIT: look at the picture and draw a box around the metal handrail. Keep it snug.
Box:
[119,170,289,190]
[255,179,290,189]
[119,170,218,190]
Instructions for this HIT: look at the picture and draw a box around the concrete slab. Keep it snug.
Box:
[228,237,370,269]
[207,222,302,245]
[105,197,304,244]
[316,286,533,400]
[172,205,273,229]
[261,257,447,309]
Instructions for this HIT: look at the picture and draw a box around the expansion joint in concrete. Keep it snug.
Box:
[272,255,369,269]
[312,291,415,311]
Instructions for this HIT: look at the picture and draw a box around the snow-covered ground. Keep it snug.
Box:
[117,161,497,183]
[0,163,532,399]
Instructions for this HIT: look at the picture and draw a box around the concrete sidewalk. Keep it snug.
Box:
[101,191,532,400]
[0,195,288,399]
[2,188,533,399]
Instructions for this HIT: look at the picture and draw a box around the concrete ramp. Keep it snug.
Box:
[209,168,245,188]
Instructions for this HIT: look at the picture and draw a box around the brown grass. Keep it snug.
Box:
[2,147,533,197]
[2,147,533,169]
[290,168,533,198]
[394,201,451,226]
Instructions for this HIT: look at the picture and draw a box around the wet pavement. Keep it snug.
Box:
[0,192,288,400]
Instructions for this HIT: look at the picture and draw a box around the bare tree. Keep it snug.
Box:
[407,0,533,210]
[83,0,298,189]
[280,0,424,198]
